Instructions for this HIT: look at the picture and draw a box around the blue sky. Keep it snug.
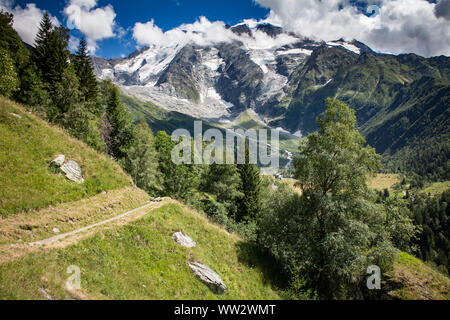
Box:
[1,0,449,58]
[9,0,270,58]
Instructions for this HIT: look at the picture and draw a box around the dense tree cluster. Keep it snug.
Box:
[258,99,416,299]
[407,190,450,275]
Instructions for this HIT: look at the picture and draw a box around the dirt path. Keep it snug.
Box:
[0,199,173,264]
[29,201,156,246]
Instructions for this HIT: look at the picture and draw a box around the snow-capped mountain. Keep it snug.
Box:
[92,23,370,129]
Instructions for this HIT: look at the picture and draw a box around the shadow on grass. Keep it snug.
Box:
[236,240,288,291]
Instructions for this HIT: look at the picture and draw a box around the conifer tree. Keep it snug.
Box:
[74,37,99,104]
[105,85,133,159]
[237,143,261,222]
[33,13,70,86]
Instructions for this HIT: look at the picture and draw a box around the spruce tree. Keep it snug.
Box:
[105,85,133,159]
[237,143,261,222]
[32,12,52,79]
[74,37,99,105]
[32,13,70,86]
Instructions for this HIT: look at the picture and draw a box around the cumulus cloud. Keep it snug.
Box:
[64,0,116,53]
[133,16,236,47]
[133,16,299,50]
[255,0,450,57]
[0,0,59,45]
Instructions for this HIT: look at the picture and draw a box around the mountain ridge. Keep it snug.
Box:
[91,22,450,179]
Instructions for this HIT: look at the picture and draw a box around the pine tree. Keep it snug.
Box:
[74,37,99,106]
[32,13,70,86]
[105,85,133,159]
[32,12,52,79]
[237,143,261,222]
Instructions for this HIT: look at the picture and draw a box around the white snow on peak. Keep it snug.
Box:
[326,41,361,54]
[113,45,182,85]
[249,49,276,74]
[277,48,313,56]
[202,57,224,71]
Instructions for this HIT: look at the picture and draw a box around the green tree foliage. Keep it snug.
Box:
[17,62,51,113]
[105,85,134,159]
[259,99,416,299]
[201,162,243,221]
[237,144,261,222]
[154,131,201,199]
[122,120,160,194]
[408,190,449,275]
[383,133,450,184]
[32,13,70,87]
[0,48,19,97]
[52,67,103,151]
[0,10,30,71]
[73,37,100,111]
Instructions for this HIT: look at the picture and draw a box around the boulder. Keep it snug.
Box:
[172,232,196,248]
[52,228,60,234]
[51,155,66,167]
[61,160,84,183]
[188,261,226,294]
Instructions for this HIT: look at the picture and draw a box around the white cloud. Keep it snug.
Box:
[132,16,299,50]
[133,16,237,48]
[64,0,116,53]
[255,0,450,57]
[0,1,59,45]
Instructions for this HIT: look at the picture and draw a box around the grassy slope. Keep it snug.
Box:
[386,252,450,300]
[0,203,281,300]
[0,187,150,246]
[420,181,450,196]
[0,97,132,216]
[367,174,400,191]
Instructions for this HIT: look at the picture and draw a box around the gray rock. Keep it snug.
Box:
[61,160,84,183]
[172,232,196,248]
[53,228,60,234]
[39,288,53,300]
[188,261,226,294]
[51,155,66,167]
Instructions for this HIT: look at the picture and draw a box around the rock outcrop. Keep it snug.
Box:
[188,261,226,294]
[51,155,65,167]
[172,232,196,248]
[51,155,84,183]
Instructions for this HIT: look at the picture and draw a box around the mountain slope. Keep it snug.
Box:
[0,97,133,216]
[92,22,449,179]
